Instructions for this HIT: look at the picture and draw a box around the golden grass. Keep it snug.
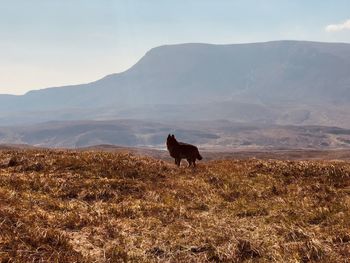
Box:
[0,149,349,262]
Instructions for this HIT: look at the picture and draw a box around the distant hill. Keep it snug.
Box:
[1,40,350,127]
[2,119,350,149]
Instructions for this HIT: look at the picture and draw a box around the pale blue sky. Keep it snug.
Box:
[1,0,349,94]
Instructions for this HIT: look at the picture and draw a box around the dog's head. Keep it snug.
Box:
[166,134,177,147]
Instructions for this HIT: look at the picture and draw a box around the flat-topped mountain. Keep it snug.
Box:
[1,40,350,127]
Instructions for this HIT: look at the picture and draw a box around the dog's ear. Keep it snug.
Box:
[171,134,175,138]
[167,134,170,138]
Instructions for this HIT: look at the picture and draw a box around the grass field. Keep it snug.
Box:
[0,149,349,262]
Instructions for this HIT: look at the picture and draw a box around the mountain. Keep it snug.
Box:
[1,40,350,127]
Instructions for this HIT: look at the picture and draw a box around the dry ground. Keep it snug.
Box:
[82,145,350,161]
[0,149,349,262]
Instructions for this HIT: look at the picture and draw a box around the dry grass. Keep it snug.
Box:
[0,149,349,262]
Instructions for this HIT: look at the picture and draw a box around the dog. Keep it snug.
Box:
[166,134,202,167]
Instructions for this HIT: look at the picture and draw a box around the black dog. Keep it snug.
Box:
[166,134,202,167]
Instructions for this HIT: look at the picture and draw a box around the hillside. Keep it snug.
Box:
[3,119,350,149]
[0,149,349,262]
[1,41,350,127]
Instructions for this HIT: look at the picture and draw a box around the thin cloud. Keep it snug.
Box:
[325,19,350,32]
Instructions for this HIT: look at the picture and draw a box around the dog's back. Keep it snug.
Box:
[177,142,202,159]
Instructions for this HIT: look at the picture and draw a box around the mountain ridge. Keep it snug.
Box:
[4,40,350,98]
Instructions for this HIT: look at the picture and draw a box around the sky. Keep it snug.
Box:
[1,0,350,95]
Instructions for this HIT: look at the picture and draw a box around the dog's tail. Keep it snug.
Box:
[196,150,203,161]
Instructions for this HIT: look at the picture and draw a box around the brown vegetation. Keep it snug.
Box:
[0,149,349,262]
